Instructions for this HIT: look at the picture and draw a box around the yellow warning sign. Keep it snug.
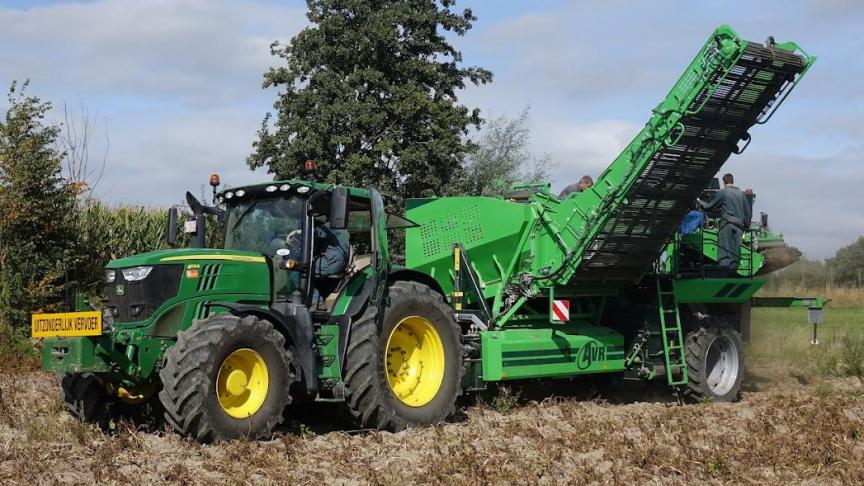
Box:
[31,311,102,338]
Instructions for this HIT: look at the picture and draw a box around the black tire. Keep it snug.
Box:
[60,373,113,428]
[61,373,163,430]
[684,319,744,402]
[342,281,463,431]
[158,315,294,442]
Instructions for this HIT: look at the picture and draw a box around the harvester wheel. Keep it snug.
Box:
[60,373,113,428]
[158,315,293,442]
[684,320,744,402]
[342,280,463,431]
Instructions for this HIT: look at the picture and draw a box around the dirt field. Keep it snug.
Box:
[0,365,862,485]
[2,303,863,485]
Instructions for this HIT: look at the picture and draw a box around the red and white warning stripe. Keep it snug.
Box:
[552,299,570,322]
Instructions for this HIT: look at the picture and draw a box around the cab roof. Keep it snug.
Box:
[217,179,372,203]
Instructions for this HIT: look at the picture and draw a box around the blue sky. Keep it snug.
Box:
[0,0,861,259]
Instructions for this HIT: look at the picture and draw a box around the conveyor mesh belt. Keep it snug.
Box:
[573,42,807,285]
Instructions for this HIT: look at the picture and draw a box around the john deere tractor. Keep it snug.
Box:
[33,25,824,442]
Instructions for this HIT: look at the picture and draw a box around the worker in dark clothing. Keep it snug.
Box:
[310,222,350,302]
[312,223,350,279]
[698,173,752,272]
[269,221,349,301]
[559,175,594,198]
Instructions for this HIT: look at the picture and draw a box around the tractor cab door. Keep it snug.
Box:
[369,187,390,299]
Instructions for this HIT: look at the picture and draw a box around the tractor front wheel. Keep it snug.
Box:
[60,373,114,428]
[343,280,463,431]
[684,320,744,402]
[158,315,293,442]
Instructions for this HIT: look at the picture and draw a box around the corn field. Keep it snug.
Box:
[70,200,222,299]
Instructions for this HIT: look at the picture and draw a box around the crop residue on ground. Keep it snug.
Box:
[1,367,863,485]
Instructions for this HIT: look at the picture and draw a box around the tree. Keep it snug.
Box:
[58,101,108,200]
[249,0,492,201]
[453,107,555,196]
[0,81,75,330]
[826,236,864,287]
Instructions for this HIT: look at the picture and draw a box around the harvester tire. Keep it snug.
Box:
[684,320,744,402]
[342,280,463,431]
[60,373,114,429]
[158,315,293,442]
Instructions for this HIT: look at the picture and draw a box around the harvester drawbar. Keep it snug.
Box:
[33,25,822,442]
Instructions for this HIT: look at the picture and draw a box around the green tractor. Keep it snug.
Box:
[33,25,824,442]
[38,182,463,441]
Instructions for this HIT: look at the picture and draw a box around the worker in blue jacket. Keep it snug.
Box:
[698,173,752,272]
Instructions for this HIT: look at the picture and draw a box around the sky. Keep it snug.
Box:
[0,0,861,260]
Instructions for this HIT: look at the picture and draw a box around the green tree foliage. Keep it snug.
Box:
[249,0,492,200]
[452,108,555,196]
[0,81,75,329]
[826,236,864,287]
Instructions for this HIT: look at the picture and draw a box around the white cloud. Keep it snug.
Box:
[531,118,640,186]
[0,0,306,105]
[0,0,858,260]
[0,0,305,205]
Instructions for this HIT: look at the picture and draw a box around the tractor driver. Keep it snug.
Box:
[311,222,350,282]
[269,220,350,301]
[697,173,752,272]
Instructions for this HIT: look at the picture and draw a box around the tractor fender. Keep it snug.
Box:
[207,302,318,394]
[329,271,375,371]
[329,267,445,375]
[386,267,446,297]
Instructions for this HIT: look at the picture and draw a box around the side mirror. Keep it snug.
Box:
[167,207,178,245]
[185,191,203,214]
[329,186,350,230]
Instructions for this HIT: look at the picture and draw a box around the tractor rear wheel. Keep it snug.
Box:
[684,320,744,402]
[342,281,463,431]
[158,315,293,442]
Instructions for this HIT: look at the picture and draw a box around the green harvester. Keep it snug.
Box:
[33,25,823,442]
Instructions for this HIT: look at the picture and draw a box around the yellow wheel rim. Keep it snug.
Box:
[384,316,445,407]
[216,348,269,418]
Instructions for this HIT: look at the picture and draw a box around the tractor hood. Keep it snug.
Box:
[106,248,267,269]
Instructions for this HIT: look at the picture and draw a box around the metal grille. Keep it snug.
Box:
[420,205,484,258]
[196,264,222,291]
[574,42,806,285]
[106,265,183,323]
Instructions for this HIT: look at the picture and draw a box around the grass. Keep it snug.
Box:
[748,293,864,379]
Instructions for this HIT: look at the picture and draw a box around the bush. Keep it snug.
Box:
[0,81,76,331]
[0,323,39,374]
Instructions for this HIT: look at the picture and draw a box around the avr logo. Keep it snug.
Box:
[577,342,606,370]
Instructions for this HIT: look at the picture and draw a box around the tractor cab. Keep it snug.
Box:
[183,180,396,312]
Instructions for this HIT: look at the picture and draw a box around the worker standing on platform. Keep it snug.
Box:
[698,173,752,272]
